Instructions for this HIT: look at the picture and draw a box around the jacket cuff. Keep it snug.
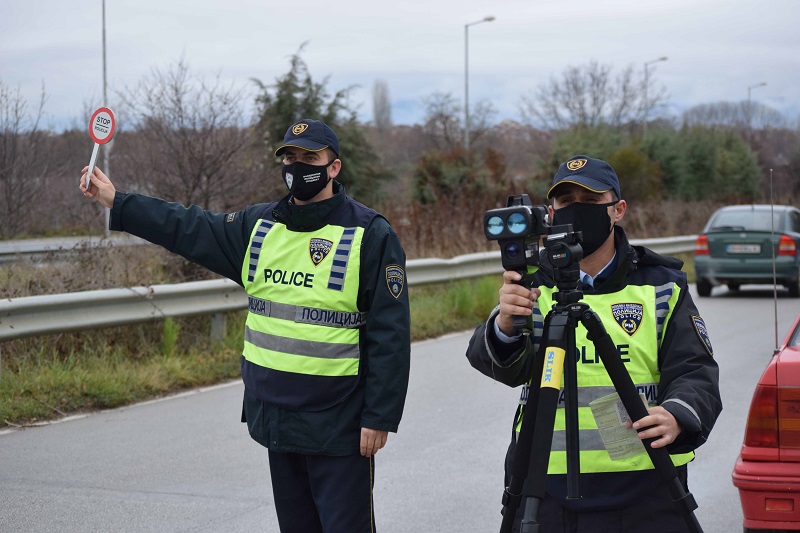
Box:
[662,399,705,452]
[109,191,127,232]
[485,307,526,367]
[360,419,399,433]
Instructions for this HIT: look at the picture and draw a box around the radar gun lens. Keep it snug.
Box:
[486,216,504,236]
[505,243,521,258]
[507,212,528,234]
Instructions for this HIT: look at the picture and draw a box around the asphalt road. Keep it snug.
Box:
[1,283,798,532]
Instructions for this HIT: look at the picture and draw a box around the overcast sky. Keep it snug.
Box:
[1,0,798,131]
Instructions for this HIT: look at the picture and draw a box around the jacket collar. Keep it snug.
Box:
[596,226,635,292]
[272,181,347,231]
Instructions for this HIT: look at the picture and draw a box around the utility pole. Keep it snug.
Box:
[464,16,495,151]
[747,81,767,132]
[643,56,667,139]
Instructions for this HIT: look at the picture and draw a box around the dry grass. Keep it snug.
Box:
[380,197,724,260]
[1,244,215,299]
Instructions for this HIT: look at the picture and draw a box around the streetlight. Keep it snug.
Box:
[643,56,667,138]
[747,82,767,129]
[464,15,495,151]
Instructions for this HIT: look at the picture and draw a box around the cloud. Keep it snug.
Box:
[1,0,798,130]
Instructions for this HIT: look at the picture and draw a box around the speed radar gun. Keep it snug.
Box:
[484,194,704,533]
[84,107,116,191]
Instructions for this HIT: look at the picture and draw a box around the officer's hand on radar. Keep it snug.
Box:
[360,428,388,457]
[80,166,116,209]
[629,406,682,448]
[496,270,541,337]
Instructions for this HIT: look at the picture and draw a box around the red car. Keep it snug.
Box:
[733,312,800,532]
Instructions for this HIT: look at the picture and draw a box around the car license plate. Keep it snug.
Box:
[727,244,761,254]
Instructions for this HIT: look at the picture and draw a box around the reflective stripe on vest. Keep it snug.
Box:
[241,220,364,380]
[328,227,356,291]
[515,283,693,474]
[247,296,367,328]
[518,383,660,409]
[244,326,359,376]
[246,220,275,283]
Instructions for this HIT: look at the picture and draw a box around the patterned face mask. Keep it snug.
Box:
[282,159,335,201]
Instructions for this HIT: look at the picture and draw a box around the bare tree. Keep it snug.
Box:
[468,99,498,149]
[0,81,51,238]
[421,92,496,152]
[520,61,666,130]
[372,79,392,133]
[421,92,462,151]
[114,58,256,210]
[683,101,788,130]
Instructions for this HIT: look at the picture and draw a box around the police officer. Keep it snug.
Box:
[80,119,411,532]
[466,155,722,532]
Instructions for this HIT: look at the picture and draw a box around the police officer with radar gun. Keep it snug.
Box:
[80,119,411,533]
[466,155,722,532]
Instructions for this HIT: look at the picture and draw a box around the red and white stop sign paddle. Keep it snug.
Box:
[84,107,116,191]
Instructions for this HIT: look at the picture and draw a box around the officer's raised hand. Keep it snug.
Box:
[496,270,542,337]
[79,165,116,209]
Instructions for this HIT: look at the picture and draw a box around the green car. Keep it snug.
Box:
[693,205,800,297]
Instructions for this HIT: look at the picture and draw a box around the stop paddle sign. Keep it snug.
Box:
[84,107,116,191]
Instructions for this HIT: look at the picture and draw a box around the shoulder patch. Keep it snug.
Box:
[611,303,643,336]
[386,265,405,299]
[692,315,713,357]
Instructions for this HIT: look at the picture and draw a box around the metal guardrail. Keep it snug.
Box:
[0,235,149,263]
[0,236,697,343]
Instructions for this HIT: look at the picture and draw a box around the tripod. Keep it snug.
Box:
[498,284,704,533]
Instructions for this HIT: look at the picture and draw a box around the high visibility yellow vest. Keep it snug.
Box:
[241,218,365,409]
[516,282,695,474]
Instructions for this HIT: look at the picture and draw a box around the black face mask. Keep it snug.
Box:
[282,159,335,202]
[552,201,617,257]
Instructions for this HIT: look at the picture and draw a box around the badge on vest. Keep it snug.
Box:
[309,238,333,266]
[611,302,643,336]
[386,265,405,299]
[692,315,714,357]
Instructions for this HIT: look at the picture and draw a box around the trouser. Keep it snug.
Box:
[267,450,375,533]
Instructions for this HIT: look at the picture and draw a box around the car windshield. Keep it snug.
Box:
[711,210,783,232]
[791,322,800,347]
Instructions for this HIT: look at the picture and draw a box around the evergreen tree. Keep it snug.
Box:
[251,47,393,203]
[675,127,761,202]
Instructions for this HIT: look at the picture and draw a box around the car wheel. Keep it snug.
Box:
[697,279,712,297]
[728,283,741,292]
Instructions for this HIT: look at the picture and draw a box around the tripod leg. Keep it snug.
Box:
[500,344,545,533]
[499,310,571,533]
[581,309,704,533]
[518,342,565,533]
[517,312,571,533]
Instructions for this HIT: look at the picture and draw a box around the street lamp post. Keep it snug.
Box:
[643,56,667,138]
[102,0,111,237]
[464,16,495,151]
[747,82,767,130]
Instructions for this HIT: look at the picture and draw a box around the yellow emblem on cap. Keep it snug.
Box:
[567,159,588,171]
[292,123,309,135]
